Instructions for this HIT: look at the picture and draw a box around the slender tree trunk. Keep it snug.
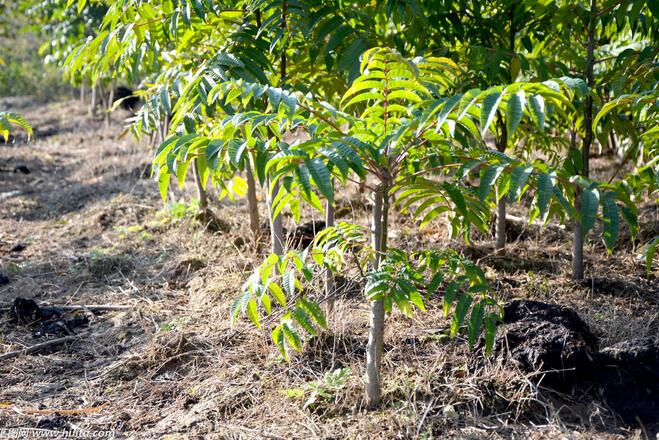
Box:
[366,181,387,407]
[494,9,517,252]
[267,178,285,256]
[264,0,286,258]
[494,118,508,252]
[161,115,170,143]
[573,0,596,280]
[192,158,208,211]
[358,177,366,194]
[152,114,170,148]
[325,199,336,320]
[89,85,97,117]
[105,87,114,128]
[495,193,507,251]
[80,82,86,103]
[245,155,261,239]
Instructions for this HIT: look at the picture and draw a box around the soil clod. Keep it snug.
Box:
[592,338,659,428]
[290,220,326,248]
[9,243,26,252]
[9,298,43,324]
[6,298,90,337]
[34,314,90,337]
[13,165,30,174]
[36,414,71,431]
[196,209,231,233]
[492,300,599,386]
[113,86,140,112]
[489,299,659,430]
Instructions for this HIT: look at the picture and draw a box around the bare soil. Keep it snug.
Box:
[0,98,657,439]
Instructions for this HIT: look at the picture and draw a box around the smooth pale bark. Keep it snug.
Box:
[573,0,596,281]
[572,195,584,279]
[495,193,507,251]
[89,85,96,117]
[105,87,114,128]
[494,118,508,252]
[245,156,261,239]
[192,159,208,211]
[267,178,285,256]
[267,0,286,258]
[325,199,336,320]
[366,184,386,407]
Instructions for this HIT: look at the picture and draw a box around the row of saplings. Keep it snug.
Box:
[137,53,656,430]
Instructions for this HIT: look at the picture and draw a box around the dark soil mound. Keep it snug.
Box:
[495,300,599,386]
[489,300,659,431]
[6,297,89,337]
[113,86,140,112]
[9,297,43,324]
[592,338,659,428]
[289,220,326,248]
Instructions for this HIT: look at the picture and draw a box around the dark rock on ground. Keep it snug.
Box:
[0,272,9,285]
[494,300,598,386]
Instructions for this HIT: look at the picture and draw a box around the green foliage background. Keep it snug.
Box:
[0,3,70,98]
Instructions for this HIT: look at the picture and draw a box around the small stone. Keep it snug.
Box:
[10,243,26,253]
[442,404,458,422]
[0,273,9,285]
[13,165,30,174]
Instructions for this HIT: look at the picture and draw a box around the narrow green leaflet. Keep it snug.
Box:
[468,302,484,348]
[642,237,659,275]
[601,193,619,253]
[282,321,303,351]
[451,294,472,337]
[299,297,327,329]
[505,90,525,136]
[305,157,334,203]
[292,307,318,336]
[581,187,600,236]
[480,91,503,136]
[528,94,545,131]
[272,324,288,361]
[536,172,554,217]
[484,313,498,354]
[507,165,534,202]
[479,165,506,202]
[246,298,261,329]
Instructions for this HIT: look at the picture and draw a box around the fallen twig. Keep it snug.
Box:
[0,303,133,313]
[506,214,565,231]
[0,333,88,361]
[49,304,133,312]
[0,401,108,415]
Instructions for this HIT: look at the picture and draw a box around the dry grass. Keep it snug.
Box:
[0,98,656,439]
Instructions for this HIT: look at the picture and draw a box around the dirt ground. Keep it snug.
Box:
[0,98,657,439]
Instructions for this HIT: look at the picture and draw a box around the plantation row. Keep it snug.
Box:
[2,0,657,405]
